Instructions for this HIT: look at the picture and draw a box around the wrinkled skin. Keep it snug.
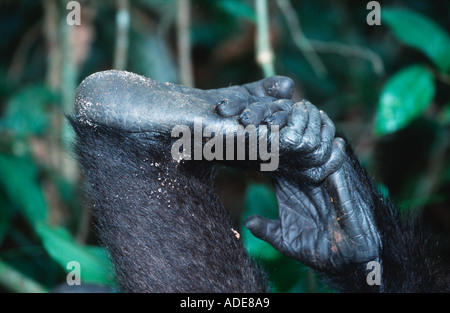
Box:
[215,94,381,274]
[74,70,294,135]
[245,164,381,272]
[217,98,346,184]
[74,70,344,183]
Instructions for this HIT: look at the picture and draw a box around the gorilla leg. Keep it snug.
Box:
[70,118,268,292]
[70,71,347,292]
[69,71,299,292]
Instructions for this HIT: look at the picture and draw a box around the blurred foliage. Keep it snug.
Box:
[0,0,449,293]
[375,64,435,135]
[375,7,450,135]
[381,7,450,73]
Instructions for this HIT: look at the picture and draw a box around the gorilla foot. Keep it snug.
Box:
[216,95,346,183]
[73,70,294,136]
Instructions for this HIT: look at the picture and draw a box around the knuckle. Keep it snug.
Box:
[299,134,320,152]
[310,143,332,166]
[282,130,300,146]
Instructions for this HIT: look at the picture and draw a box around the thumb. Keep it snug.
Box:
[244,215,282,248]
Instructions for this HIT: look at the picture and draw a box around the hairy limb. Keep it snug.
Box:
[221,92,449,292]
[70,118,268,292]
[242,105,448,292]
[218,93,383,288]
[70,72,299,292]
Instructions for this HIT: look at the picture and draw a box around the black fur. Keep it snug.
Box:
[319,143,449,292]
[69,118,268,292]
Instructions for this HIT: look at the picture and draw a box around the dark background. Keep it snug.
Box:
[0,0,449,292]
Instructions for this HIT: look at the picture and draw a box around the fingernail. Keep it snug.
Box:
[216,99,228,106]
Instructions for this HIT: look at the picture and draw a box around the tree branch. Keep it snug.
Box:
[113,0,130,71]
[255,0,275,77]
[177,0,194,86]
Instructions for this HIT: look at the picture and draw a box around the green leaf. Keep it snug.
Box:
[375,65,435,135]
[0,85,56,137]
[382,8,450,72]
[0,155,47,226]
[241,183,281,262]
[36,223,115,286]
[0,259,49,293]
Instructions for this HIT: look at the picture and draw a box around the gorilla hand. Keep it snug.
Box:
[216,97,345,184]
[239,99,383,290]
[245,165,382,274]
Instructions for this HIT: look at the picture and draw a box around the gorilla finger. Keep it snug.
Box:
[302,110,336,166]
[263,99,293,127]
[303,140,333,168]
[238,103,272,127]
[319,110,336,145]
[298,102,322,153]
[215,95,267,117]
[279,101,309,146]
[289,100,309,130]
[244,215,283,248]
[244,76,294,99]
[269,99,294,113]
[215,98,246,117]
[265,111,289,128]
[320,137,346,178]
[305,137,346,184]
[263,76,295,99]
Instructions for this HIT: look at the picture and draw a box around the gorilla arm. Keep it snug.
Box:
[230,99,450,292]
